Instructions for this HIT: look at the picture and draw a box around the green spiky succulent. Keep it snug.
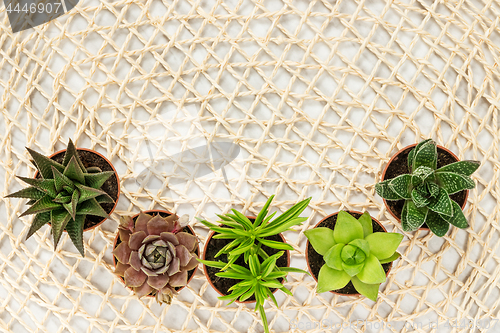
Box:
[375,139,480,236]
[6,139,116,256]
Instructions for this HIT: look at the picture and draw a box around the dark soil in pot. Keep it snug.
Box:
[382,145,467,228]
[306,211,391,296]
[36,148,120,230]
[113,210,199,293]
[203,218,289,302]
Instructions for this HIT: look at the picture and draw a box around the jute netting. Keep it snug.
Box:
[0,0,499,332]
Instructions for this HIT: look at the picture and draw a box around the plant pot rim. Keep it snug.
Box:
[381,143,469,230]
[201,215,291,304]
[112,209,200,297]
[305,210,393,297]
[35,147,120,232]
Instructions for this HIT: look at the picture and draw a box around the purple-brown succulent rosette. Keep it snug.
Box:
[112,211,199,304]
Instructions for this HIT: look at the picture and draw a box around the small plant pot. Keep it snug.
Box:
[381,144,468,230]
[306,211,392,297]
[201,216,291,304]
[35,148,120,231]
[112,210,199,296]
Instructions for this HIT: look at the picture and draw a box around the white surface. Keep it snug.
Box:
[0,0,499,332]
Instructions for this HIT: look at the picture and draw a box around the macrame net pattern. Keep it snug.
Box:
[0,0,499,332]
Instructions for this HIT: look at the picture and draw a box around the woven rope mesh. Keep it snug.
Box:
[0,0,499,332]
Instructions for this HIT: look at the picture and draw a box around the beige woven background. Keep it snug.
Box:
[0,0,499,332]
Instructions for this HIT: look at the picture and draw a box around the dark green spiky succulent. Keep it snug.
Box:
[375,139,480,236]
[6,139,116,256]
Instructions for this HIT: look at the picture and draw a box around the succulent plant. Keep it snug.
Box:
[305,211,403,301]
[6,139,115,256]
[202,252,298,333]
[198,195,311,269]
[375,139,480,236]
[113,212,199,305]
[198,196,311,333]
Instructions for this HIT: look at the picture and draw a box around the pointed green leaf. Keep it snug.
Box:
[388,174,412,199]
[84,171,114,189]
[427,187,453,216]
[17,177,57,197]
[51,209,72,249]
[63,139,86,170]
[408,139,433,170]
[426,210,449,237]
[75,183,108,203]
[333,211,364,244]
[95,194,115,203]
[412,140,437,171]
[411,174,423,187]
[323,243,344,270]
[411,188,430,207]
[51,166,73,192]
[53,194,71,204]
[379,252,400,264]
[253,195,274,228]
[260,279,283,289]
[278,267,309,274]
[19,194,61,217]
[259,217,307,237]
[401,200,412,232]
[316,265,351,293]
[427,182,439,197]
[262,197,311,230]
[63,156,85,183]
[67,190,80,219]
[435,172,475,195]
[63,185,74,192]
[257,304,269,333]
[365,232,403,260]
[75,198,108,218]
[436,160,480,176]
[197,259,226,268]
[342,262,364,277]
[239,285,256,302]
[439,200,468,229]
[26,147,64,179]
[375,179,402,200]
[85,166,102,173]
[265,287,279,308]
[358,212,373,237]
[356,253,386,284]
[6,187,45,200]
[304,227,336,255]
[26,212,51,239]
[349,239,370,257]
[412,166,434,182]
[405,201,428,230]
[351,276,380,301]
[257,238,293,251]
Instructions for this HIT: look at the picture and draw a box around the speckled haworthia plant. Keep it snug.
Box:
[375,139,480,236]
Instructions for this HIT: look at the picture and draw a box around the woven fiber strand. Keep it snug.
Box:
[0,0,499,332]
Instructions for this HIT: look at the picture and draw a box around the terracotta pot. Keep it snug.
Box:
[112,210,200,296]
[305,211,393,297]
[201,216,291,304]
[35,147,120,231]
[380,143,469,230]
